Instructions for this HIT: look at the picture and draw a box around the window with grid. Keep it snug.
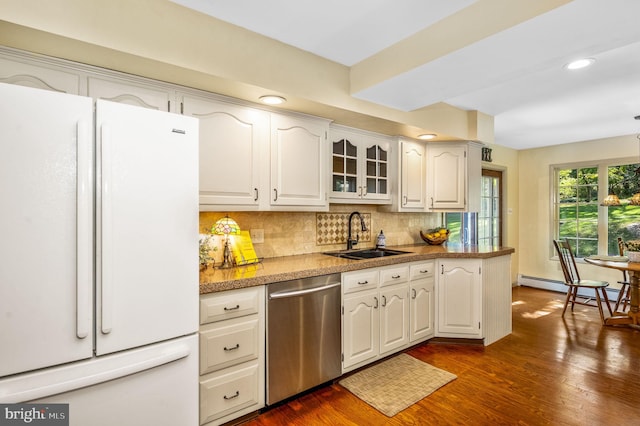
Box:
[554,162,640,258]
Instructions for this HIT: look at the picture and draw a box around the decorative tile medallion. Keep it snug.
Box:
[316,212,371,245]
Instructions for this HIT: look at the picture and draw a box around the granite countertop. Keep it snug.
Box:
[199,244,515,294]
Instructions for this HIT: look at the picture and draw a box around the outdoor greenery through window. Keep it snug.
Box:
[555,162,640,258]
[445,171,502,246]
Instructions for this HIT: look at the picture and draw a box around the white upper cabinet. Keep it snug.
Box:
[88,77,173,112]
[329,125,392,204]
[426,141,482,212]
[181,94,269,210]
[385,138,426,212]
[0,55,81,94]
[426,143,466,210]
[270,113,330,210]
[182,96,329,212]
[400,138,426,210]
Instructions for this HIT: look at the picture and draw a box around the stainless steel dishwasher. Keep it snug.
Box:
[266,273,342,405]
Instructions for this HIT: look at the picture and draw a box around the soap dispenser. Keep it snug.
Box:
[376,230,386,249]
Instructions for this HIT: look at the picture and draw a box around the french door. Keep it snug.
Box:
[479,169,503,246]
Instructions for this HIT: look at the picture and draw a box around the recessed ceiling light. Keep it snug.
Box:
[565,58,595,70]
[259,95,286,105]
[417,133,436,140]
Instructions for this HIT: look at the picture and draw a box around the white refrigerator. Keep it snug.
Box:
[0,83,199,425]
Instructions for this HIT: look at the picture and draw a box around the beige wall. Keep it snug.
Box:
[517,134,639,289]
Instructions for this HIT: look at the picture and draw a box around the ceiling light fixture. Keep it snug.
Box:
[565,58,595,70]
[417,133,436,140]
[259,95,286,105]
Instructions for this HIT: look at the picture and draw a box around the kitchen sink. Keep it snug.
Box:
[323,248,410,260]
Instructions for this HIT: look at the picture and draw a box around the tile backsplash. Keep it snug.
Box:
[199,205,442,262]
[316,212,371,245]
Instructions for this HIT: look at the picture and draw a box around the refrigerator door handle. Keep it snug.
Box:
[0,343,191,403]
[76,120,93,339]
[101,124,113,334]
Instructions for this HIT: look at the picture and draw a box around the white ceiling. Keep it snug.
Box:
[171,0,640,150]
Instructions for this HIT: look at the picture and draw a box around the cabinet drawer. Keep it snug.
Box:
[200,362,260,425]
[380,265,409,287]
[200,287,260,324]
[410,261,435,280]
[343,269,379,294]
[200,316,259,374]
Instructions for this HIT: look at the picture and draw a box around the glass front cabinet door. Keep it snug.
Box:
[330,125,391,204]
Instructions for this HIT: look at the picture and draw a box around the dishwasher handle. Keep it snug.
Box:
[269,282,341,299]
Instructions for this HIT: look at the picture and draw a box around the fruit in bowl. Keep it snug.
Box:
[420,228,450,245]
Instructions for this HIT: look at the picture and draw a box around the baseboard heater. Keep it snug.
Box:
[518,275,620,299]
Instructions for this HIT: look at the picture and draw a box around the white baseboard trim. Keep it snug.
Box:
[517,274,620,300]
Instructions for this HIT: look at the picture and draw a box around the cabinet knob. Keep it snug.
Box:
[254,188,259,201]
[273,188,278,202]
[411,288,417,299]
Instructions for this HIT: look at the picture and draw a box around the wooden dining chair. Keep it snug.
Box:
[615,237,631,312]
[553,239,613,324]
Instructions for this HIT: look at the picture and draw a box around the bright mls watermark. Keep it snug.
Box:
[0,404,68,425]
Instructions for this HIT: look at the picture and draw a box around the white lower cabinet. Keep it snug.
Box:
[342,265,410,372]
[342,289,379,369]
[379,283,410,355]
[199,287,265,426]
[436,259,482,338]
[435,256,513,345]
[200,363,261,424]
[409,261,435,342]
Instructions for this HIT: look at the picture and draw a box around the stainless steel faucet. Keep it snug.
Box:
[347,211,367,250]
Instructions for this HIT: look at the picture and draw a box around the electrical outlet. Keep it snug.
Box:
[250,229,264,243]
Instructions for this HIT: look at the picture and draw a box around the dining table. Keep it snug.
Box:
[584,256,640,326]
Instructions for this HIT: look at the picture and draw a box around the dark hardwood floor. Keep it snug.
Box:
[243,286,640,425]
